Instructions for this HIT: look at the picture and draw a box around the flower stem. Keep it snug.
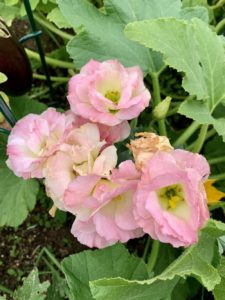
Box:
[34,13,73,40]
[150,72,167,136]
[216,18,225,33]
[210,173,225,181]
[192,124,208,153]
[0,128,10,135]
[25,48,75,69]
[0,284,13,295]
[33,73,70,82]
[209,156,225,165]
[173,121,199,147]
[142,237,151,261]
[147,240,160,273]
[210,0,225,9]
[186,127,216,151]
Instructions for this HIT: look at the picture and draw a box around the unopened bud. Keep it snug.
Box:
[153,96,171,120]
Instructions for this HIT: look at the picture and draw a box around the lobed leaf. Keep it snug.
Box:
[90,220,225,299]
[58,0,208,74]
[13,268,50,300]
[125,18,225,139]
[213,257,225,300]
[0,129,39,227]
[61,243,149,300]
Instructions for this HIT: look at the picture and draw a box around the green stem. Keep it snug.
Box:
[33,73,69,82]
[142,237,151,261]
[0,128,10,135]
[186,127,216,151]
[210,173,225,181]
[208,156,225,165]
[0,284,13,295]
[43,247,62,271]
[130,117,138,130]
[210,0,225,9]
[34,13,73,40]
[192,124,208,153]
[25,48,75,69]
[173,121,199,147]
[150,72,167,136]
[216,18,225,33]
[147,240,160,273]
[166,106,179,117]
[209,202,225,211]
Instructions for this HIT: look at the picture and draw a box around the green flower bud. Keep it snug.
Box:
[153,96,171,120]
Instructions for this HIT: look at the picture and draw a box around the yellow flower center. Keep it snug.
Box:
[105,90,120,104]
[157,184,185,211]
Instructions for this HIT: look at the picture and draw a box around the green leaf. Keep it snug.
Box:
[4,0,18,5]
[213,257,225,300]
[178,100,214,124]
[90,220,225,299]
[19,0,40,16]
[0,138,39,227]
[125,18,225,138]
[153,243,180,276]
[179,6,208,23]
[61,243,149,300]
[58,0,189,73]
[13,268,50,300]
[58,0,209,73]
[0,2,19,26]
[47,7,71,29]
[172,278,200,300]
[91,277,178,300]
[0,163,39,227]
[182,0,213,22]
[125,18,225,107]
[46,274,68,300]
[10,96,47,119]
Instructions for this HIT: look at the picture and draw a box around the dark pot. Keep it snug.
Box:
[0,18,32,96]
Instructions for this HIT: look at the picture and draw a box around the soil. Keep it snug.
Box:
[0,198,87,294]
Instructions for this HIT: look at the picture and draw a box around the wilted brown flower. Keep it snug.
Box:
[127,132,173,170]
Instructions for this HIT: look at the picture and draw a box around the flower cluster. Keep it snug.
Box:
[6,59,210,249]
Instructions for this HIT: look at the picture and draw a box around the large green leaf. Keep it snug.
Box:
[58,0,208,73]
[125,18,225,139]
[0,138,39,227]
[0,163,39,227]
[61,243,149,300]
[0,1,19,26]
[90,220,225,299]
[47,7,71,29]
[10,96,47,119]
[13,268,50,300]
[213,257,225,300]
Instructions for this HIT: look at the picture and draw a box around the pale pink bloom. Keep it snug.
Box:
[65,111,131,145]
[68,60,150,126]
[134,150,210,248]
[64,160,143,248]
[6,108,73,179]
[44,123,117,210]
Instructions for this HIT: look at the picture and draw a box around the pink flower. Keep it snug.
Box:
[134,150,210,248]
[44,123,117,210]
[68,60,150,126]
[64,161,143,248]
[6,108,73,179]
[66,111,131,145]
